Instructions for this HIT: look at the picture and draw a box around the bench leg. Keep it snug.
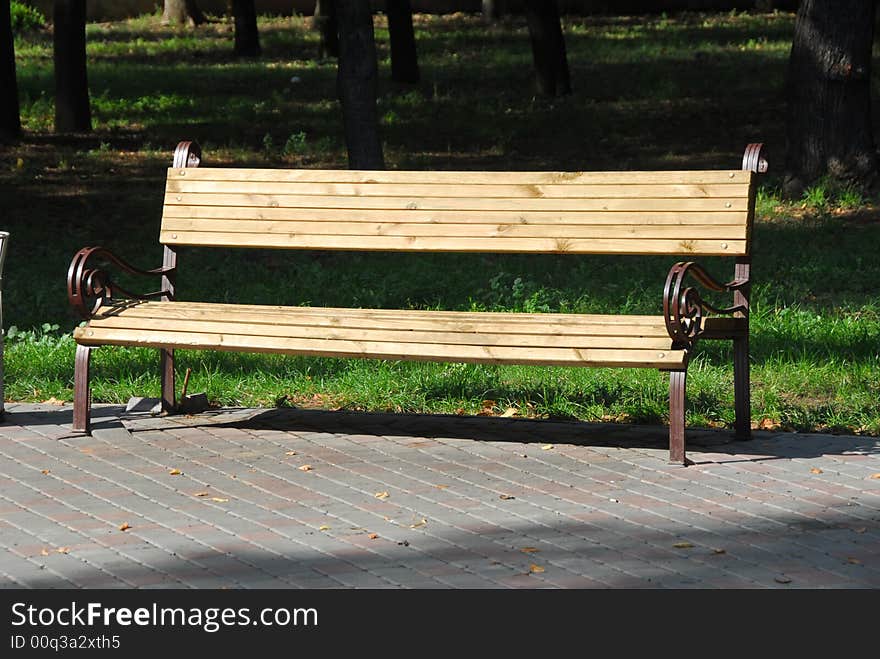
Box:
[668,370,690,466]
[160,348,175,414]
[733,335,751,440]
[72,345,92,434]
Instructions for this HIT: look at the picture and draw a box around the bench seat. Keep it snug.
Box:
[74,301,688,369]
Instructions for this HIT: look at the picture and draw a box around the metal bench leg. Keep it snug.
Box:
[161,348,175,413]
[73,345,92,433]
[669,369,691,465]
[733,335,751,440]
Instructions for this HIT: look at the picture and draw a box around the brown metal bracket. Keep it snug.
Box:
[67,246,175,320]
[663,262,749,349]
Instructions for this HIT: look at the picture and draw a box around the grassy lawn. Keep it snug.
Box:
[2,10,879,434]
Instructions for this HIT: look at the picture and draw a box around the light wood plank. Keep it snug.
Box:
[166,179,751,199]
[159,231,747,255]
[161,205,749,225]
[168,167,753,186]
[160,218,748,241]
[163,192,749,213]
[74,326,686,368]
[86,316,674,350]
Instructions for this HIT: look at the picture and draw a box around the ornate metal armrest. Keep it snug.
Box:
[67,246,175,319]
[663,261,748,348]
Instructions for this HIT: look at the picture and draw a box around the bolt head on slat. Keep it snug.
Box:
[721,243,728,250]
[725,202,732,208]
[179,170,186,176]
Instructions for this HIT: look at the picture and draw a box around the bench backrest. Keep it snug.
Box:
[161,167,755,256]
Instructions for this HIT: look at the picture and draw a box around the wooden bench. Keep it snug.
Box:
[67,141,767,464]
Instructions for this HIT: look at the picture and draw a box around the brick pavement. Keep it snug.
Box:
[1,402,878,589]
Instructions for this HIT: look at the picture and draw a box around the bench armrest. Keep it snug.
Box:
[663,261,748,348]
[67,246,175,319]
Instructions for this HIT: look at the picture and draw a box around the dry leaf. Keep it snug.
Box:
[758,418,780,431]
[529,564,545,574]
[712,548,727,555]
[374,491,390,500]
[410,518,428,529]
[168,468,181,475]
[210,497,229,503]
[193,492,209,497]
[500,407,517,418]
[521,547,540,554]
[519,453,528,458]
[118,523,131,532]
[673,542,694,549]
[298,464,313,472]
[42,397,65,406]
[854,527,867,534]
[319,525,330,531]
[40,549,49,556]
[435,484,449,490]
[541,444,554,451]
[870,473,880,480]
[40,469,50,475]
[368,533,379,540]
[847,557,862,565]
[285,451,297,456]
[56,547,70,554]
[810,467,823,474]
[774,575,792,584]
[499,494,516,500]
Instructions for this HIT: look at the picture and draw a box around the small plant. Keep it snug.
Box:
[10,1,46,35]
[261,132,274,155]
[835,183,865,210]
[282,131,307,156]
[801,183,828,210]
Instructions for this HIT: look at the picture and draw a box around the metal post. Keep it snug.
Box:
[0,232,8,419]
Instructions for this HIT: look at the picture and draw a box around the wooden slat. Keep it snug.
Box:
[163,193,749,213]
[101,302,672,333]
[75,326,686,368]
[162,205,748,225]
[97,304,673,335]
[86,316,674,350]
[165,192,749,213]
[166,179,751,199]
[159,231,746,255]
[168,167,753,186]
[160,218,748,240]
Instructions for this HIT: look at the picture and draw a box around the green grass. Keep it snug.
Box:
[3,11,880,435]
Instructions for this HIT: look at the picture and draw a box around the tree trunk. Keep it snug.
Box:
[232,0,260,56]
[482,0,502,24]
[386,0,419,83]
[162,0,206,27]
[524,0,571,97]
[785,0,877,195]
[313,0,339,59]
[1,0,21,141]
[336,0,384,170]
[54,0,91,133]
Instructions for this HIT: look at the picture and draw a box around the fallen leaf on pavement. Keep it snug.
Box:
[435,484,449,490]
[774,575,792,584]
[119,523,131,532]
[42,397,65,405]
[168,468,181,475]
[319,525,330,531]
[854,527,867,534]
[374,491,390,500]
[368,533,379,540]
[499,494,515,500]
[56,547,70,554]
[193,492,209,497]
[521,547,540,554]
[529,564,545,574]
[40,549,49,556]
[673,542,694,549]
[298,464,313,472]
[810,468,823,474]
[847,558,862,565]
[410,518,428,529]
[285,451,297,456]
[541,444,554,451]
[870,473,880,480]
[40,469,50,475]
[712,548,727,555]
[210,497,229,503]
[500,407,517,418]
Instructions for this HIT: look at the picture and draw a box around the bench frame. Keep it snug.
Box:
[67,141,767,465]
